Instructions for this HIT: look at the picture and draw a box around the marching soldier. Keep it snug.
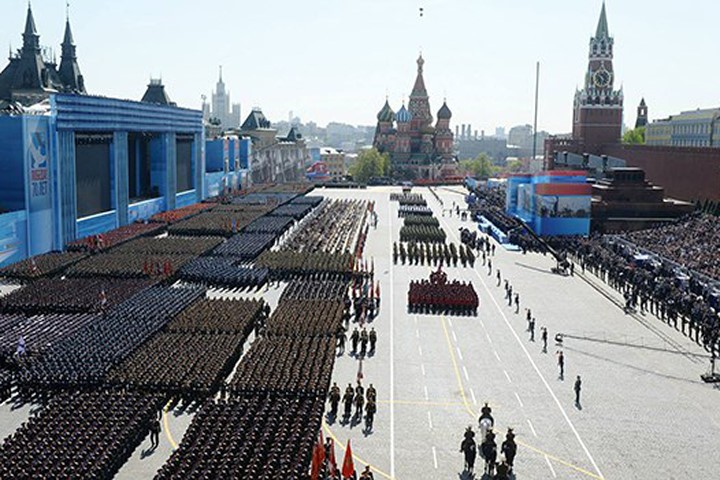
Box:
[501,428,517,473]
[328,382,341,417]
[369,328,377,353]
[360,328,369,357]
[355,380,364,399]
[354,390,365,419]
[343,385,354,419]
[365,399,376,431]
[336,327,347,355]
[366,384,377,403]
[351,328,360,355]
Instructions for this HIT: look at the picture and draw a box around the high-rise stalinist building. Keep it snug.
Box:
[203,66,241,130]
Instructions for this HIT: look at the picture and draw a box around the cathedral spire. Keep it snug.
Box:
[595,1,609,39]
[411,53,427,98]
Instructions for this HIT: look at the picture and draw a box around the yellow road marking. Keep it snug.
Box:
[440,317,605,480]
[163,402,179,450]
[323,419,394,480]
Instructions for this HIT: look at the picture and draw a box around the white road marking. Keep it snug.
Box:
[451,329,458,342]
[545,455,558,477]
[504,370,512,383]
[470,388,478,406]
[424,385,429,400]
[456,346,463,360]
[462,365,469,381]
[527,419,538,437]
[486,333,493,343]
[418,345,423,356]
[416,329,420,338]
[493,350,501,362]
[427,411,433,429]
[514,392,524,408]
[438,211,606,480]
[421,364,426,376]
[432,446,438,469]
[448,318,453,328]
[387,199,395,479]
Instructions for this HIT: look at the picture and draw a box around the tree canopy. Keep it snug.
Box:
[459,153,500,178]
[349,148,391,183]
[623,126,645,144]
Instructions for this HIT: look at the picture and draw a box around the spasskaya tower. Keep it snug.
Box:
[572,2,623,152]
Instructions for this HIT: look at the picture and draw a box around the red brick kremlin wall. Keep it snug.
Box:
[600,144,720,202]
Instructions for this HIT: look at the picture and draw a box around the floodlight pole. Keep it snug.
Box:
[532,61,540,162]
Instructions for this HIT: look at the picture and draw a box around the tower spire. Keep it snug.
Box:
[63,9,75,48]
[58,0,85,93]
[411,53,427,97]
[595,1,609,39]
[219,65,223,83]
[24,2,37,37]
[22,1,40,52]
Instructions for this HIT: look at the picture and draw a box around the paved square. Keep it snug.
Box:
[1,186,717,479]
[319,186,719,480]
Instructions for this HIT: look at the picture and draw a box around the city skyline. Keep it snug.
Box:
[5,0,720,133]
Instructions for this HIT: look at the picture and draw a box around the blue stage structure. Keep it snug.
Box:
[0,93,207,267]
[507,171,591,236]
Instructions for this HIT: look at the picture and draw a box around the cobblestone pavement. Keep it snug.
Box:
[1,186,719,479]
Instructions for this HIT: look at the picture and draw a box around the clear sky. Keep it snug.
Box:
[6,1,720,134]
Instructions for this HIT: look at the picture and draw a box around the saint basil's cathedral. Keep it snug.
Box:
[373,55,457,180]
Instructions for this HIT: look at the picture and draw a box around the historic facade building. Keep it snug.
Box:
[545,3,623,160]
[645,108,720,147]
[239,108,308,184]
[373,55,456,180]
[545,3,720,202]
[0,5,86,107]
[571,1,623,152]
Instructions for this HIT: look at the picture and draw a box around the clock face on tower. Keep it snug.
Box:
[593,68,612,88]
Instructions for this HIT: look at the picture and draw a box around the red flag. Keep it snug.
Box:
[328,438,338,476]
[318,431,325,466]
[310,443,321,480]
[342,439,355,478]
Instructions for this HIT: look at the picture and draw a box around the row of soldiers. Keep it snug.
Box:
[393,241,476,268]
[408,279,479,315]
[328,381,378,431]
[336,327,378,357]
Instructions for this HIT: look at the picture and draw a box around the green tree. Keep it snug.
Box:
[623,126,645,144]
[349,148,390,183]
[505,159,524,173]
[460,153,498,178]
